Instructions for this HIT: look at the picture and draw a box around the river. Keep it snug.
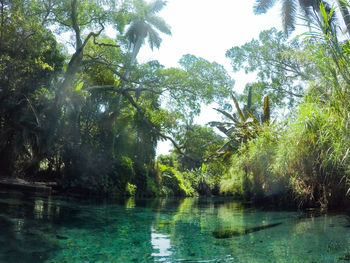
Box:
[0,190,349,262]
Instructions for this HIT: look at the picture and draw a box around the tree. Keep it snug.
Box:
[225,28,317,109]
[0,0,64,176]
[0,0,234,195]
[87,53,234,158]
[125,0,171,65]
[50,0,125,103]
[174,125,224,170]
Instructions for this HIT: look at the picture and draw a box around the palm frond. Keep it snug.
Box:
[217,140,238,154]
[246,109,260,124]
[147,26,161,50]
[282,0,298,34]
[133,0,147,13]
[125,23,138,44]
[298,0,313,18]
[148,0,167,14]
[147,16,171,35]
[254,0,277,14]
[208,121,234,127]
[214,108,238,123]
[231,93,246,122]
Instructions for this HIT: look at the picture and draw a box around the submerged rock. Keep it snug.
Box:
[339,253,350,261]
[212,222,282,239]
[56,234,68,240]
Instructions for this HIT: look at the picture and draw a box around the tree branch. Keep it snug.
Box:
[71,0,82,49]
[85,85,163,95]
[93,35,119,48]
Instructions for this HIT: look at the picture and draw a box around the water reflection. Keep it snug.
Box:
[151,227,172,261]
[0,192,349,263]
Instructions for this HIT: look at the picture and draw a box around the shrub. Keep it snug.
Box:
[182,164,215,195]
[158,164,195,196]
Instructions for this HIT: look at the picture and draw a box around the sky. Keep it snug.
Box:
[136,0,285,155]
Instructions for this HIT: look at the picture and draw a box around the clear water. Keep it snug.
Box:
[0,190,350,263]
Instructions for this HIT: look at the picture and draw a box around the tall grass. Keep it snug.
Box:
[273,101,350,208]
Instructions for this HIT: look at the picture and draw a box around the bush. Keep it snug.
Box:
[158,164,195,196]
[182,164,215,195]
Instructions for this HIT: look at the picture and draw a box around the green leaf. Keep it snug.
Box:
[214,108,237,123]
[231,93,246,122]
[201,163,207,173]
[246,109,260,124]
[75,81,84,91]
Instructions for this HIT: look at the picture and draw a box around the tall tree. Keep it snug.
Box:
[125,0,171,73]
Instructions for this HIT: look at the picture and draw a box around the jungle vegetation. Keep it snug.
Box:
[1,0,350,209]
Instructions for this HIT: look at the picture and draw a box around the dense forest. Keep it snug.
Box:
[1,0,350,210]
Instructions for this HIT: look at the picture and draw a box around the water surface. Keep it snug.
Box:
[0,190,349,262]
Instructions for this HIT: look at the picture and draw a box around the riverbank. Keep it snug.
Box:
[0,178,55,195]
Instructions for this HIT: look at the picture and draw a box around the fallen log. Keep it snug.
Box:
[212,222,282,239]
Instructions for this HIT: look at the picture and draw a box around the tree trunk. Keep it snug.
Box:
[125,36,143,80]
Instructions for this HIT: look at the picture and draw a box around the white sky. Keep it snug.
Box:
[140,1,286,155]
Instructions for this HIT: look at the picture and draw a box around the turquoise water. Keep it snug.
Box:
[0,190,350,262]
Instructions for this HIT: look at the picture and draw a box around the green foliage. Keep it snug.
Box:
[0,0,234,198]
[174,125,224,170]
[158,164,195,196]
[157,154,177,167]
[218,98,350,207]
[218,10,350,207]
[125,182,137,196]
[226,28,314,110]
[219,125,284,200]
[0,0,64,176]
[159,54,234,121]
[210,93,272,155]
[182,167,215,196]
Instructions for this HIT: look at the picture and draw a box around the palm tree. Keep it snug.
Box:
[253,0,335,35]
[125,0,171,67]
[208,93,272,155]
